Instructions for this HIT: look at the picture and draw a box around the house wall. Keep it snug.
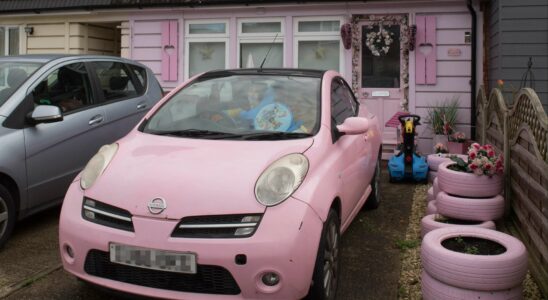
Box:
[488,0,548,112]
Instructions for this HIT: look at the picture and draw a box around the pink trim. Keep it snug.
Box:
[415,15,426,85]
[169,20,179,81]
[161,21,170,82]
[425,16,437,84]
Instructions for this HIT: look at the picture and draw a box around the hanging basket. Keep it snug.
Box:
[340,23,352,50]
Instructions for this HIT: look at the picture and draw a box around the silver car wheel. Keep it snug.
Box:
[323,218,339,299]
[374,158,380,200]
[0,196,8,237]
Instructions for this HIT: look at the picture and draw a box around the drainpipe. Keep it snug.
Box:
[467,0,477,140]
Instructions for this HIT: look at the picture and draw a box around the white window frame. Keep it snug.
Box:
[184,19,230,79]
[0,25,20,56]
[293,16,345,72]
[237,18,284,68]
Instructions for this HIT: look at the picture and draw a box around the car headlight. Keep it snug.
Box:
[80,143,118,190]
[255,153,309,206]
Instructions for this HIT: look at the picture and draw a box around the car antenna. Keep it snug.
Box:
[259,33,279,70]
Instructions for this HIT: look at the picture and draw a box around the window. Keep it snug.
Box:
[0,61,43,107]
[294,18,343,72]
[331,78,357,125]
[361,25,400,88]
[238,19,284,68]
[92,61,138,102]
[185,20,229,79]
[0,26,19,56]
[128,64,147,91]
[31,63,93,113]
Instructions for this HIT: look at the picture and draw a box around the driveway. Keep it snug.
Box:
[0,167,416,300]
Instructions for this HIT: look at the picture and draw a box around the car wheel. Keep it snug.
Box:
[0,184,16,249]
[306,209,340,300]
[364,151,381,210]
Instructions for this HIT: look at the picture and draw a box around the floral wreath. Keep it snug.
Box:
[365,26,394,56]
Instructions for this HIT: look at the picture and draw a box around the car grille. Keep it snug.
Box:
[82,198,134,232]
[84,250,241,295]
[171,214,263,238]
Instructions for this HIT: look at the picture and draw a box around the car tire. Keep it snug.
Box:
[0,184,16,249]
[420,214,496,238]
[421,227,528,291]
[306,209,340,300]
[364,151,381,210]
[436,191,505,222]
[421,270,523,300]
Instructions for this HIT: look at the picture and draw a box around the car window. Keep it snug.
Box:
[128,64,147,91]
[143,74,320,139]
[91,61,138,102]
[331,78,357,125]
[30,62,93,113]
[0,61,43,107]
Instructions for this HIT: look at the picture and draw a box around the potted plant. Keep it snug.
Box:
[426,97,459,152]
[437,143,504,198]
[447,132,466,154]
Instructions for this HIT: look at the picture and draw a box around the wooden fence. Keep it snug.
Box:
[476,86,548,296]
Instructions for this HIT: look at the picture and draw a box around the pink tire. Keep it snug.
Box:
[427,154,467,172]
[433,177,439,197]
[426,200,437,215]
[421,270,523,300]
[436,191,504,221]
[427,187,435,202]
[421,227,528,291]
[437,161,503,198]
[420,214,496,238]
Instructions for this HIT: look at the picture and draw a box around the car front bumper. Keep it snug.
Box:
[59,181,323,300]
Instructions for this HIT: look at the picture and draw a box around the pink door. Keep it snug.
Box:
[356,18,405,156]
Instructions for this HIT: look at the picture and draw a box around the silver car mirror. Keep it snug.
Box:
[30,105,63,124]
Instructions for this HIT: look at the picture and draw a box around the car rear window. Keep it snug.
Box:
[91,61,140,102]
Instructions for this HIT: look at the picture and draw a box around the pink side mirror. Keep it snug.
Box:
[336,117,369,135]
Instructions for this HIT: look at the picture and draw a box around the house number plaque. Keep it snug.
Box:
[372,91,390,97]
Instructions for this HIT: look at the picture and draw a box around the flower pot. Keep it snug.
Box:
[436,191,505,221]
[420,214,496,238]
[427,187,435,202]
[433,177,439,198]
[421,227,528,291]
[421,270,523,300]
[447,141,466,154]
[427,154,467,172]
[432,134,447,152]
[437,161,503,198]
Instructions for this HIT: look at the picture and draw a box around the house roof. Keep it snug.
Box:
[0,0,365,14]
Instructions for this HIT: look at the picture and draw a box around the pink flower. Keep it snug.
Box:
[474,168,484,176]
[469,163,478,170]
[484,162,493,171]
[469,150,477,160]
[487,150,495,158]
[472,143,480,150]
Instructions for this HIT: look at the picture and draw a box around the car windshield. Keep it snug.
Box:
[143,74,321,140]
[0,61,43,107]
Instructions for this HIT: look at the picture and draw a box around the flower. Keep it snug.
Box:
[450,132,466,143]
[450,143,504,176]
[435,143,448,154]
[365,26,394,57]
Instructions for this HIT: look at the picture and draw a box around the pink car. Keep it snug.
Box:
[59,69,381,300]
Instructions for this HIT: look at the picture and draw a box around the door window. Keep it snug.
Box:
[331,78,357,125]
[361,25,401,88]
[128,64,147,90]
[31,62,93,113]
[91,61,139,102]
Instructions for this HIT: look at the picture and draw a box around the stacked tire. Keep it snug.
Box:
[426,154,466,183]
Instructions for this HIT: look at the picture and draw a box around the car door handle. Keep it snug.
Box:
[137,103,147,110]
[89,115,104,126]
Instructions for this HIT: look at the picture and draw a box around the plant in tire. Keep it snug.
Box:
[449,143,503,176]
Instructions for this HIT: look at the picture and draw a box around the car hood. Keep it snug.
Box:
[85,132,314,219]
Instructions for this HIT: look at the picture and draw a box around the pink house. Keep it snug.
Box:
[1,0,483,154]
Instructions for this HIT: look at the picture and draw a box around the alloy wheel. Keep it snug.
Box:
[0,196,8,238]
[323,218,339,299]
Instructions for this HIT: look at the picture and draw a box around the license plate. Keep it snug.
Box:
[109,243,197,274]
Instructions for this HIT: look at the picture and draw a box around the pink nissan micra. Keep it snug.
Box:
[59,69,381,300]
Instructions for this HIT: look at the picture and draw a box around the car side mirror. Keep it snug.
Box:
[336,117,369,135]
[29,105,63,124]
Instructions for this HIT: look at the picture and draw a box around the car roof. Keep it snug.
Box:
[0,54,136,64]
[197,68,327,80]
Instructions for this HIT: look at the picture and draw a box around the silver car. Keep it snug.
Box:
[0,55,163,247]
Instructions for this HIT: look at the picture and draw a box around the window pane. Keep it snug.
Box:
[189,23,226,34]
[240,43,283,68]
[331,79,356,125]
[242,22,281,34]
[361,25,400,88]
[0,28,5,56]
[189,42,225,77]
[33,63,92,113]
[8,28,19,55]
[298,40,339,71]
[298,21,340,32]
[92,61,138,102]
[128,64,147,90]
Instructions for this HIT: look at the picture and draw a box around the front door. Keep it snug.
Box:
[356,17,405,152]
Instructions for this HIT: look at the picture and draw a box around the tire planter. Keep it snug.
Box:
[421,227,528,291]
[437,161,504,198]
[421,270,523,300]
[426,200,437,215]
[436,191,505,221]
[427,154,467,172]
[420,214,496,238]
[433,177,439,198]
[427,187,435,202]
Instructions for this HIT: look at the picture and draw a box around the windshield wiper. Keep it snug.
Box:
[149,129,238,139]
[240,131,313,140]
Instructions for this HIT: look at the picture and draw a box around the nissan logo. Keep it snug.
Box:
[147,198,167,214]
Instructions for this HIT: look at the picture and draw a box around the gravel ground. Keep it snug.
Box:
[396,184,545,300]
